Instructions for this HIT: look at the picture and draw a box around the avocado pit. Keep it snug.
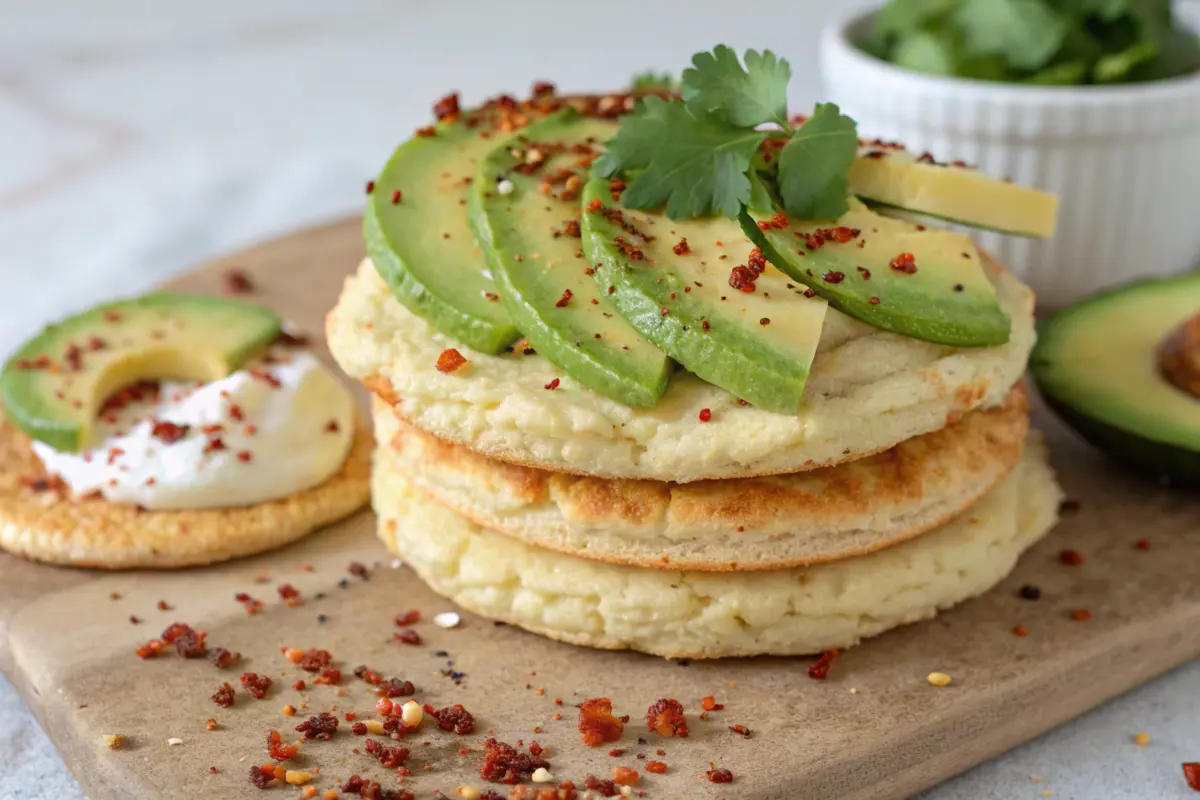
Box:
[1159,312,1200,399]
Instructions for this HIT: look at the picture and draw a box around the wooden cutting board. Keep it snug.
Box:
[1,219,1197,800]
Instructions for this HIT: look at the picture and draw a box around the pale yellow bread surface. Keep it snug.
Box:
[374,436,1061,659]
[372,385,1029,571]
[330,255,1035,482]
[0,418,371,569]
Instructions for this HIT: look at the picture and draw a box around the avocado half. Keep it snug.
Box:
[1030,274,1200,486]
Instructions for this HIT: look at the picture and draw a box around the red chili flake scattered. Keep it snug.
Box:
[584,775,619,797]
[394,609,421,626]
[645,760,667,774]
[365,180,375,194]
[805,232,826,250]
[701,319,711,331]
[224,269,254,294]
[531,80,556,96]
[394,628,421,645]
[563,218,581,238]
[348,561,369,580]
[729,724,752,738]
[759,317,771,326]
[249,369,282,389]
[277,583,300,601]
[698,408,712,422]
[700,696,724,712]
[728,265,757,293]
[18,474,64,493]
[480,738,550,784]
[1183,763,1200,791]
[1071,609,1093,621]
[227,404,245,423]
[869,296,881,305]
[756,213,789,230]
[1060,549,1084,566]
[436,348,469,374]
[612,766,639,786]
[235,450,252,462]
[157,600,171,611]
[208,647,239,668]
[249,764,274,789]
[390,189,402,204]
[63,343,84,371]
[340,774,414,799]
[555,289,573,307]
[174,629,208,658]
[808,648,840,680]
[889,252,918,274]
[266,729,299,762]
[351,721,368,735]
[544,378,560,391]
[433,704,476,735]
[365,738,409,768]
[586,198,603,212]
[415,125,436,137]
[857,266,872,280]
[646,698,688,738]
[296,712,339,740]
[1136,538,1151,551]
[706,763,734,783]
[1013,625,1030,637]
[822,270,845,284]
[579,698,624,747]
[381,678,416,699]
[671,238,691,256]
[240,672,272,699]
[160,622,192,643]
[314,668,342,686]
[292,680,306,691]
[211,682,235,708]
[298,649,332,672]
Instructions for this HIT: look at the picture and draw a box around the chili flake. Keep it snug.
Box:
[151,421,189,444]
[433,704,476,735]
[555,289,573,307]
[646,698,688,738]
[365,738,409,768]
[579,698,624,747]
[395,628,421,645]
[480,738,550,784]
[208,647,239,668]
[808,648,839,680]
[645,760,667,774]
[706,763,733,783]
[1071,609,1093,621]
[698,408,712,422]
[241,672,272,699]
[1059,549,1084,566]
[544,378,560,390]
[889,252,918,274]
[700,696,724,711]
[224,269,254,294]
[729,724,752,738]
[297,649,332,672]
[211,683,235,708]
[672,238,690,255]
[584,775,619,796]
[1183,763,1200,791]
[296,712,339,740]
[267,729,299,762]
[436,348,469,374]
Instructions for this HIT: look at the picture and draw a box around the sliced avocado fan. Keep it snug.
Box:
[581,176,829,414]
[742,200,1011,347]
[471,109,670,407]
[366,115,521,354]
[1,294,281,452]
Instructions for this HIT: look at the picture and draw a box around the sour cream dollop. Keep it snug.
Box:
[32,352,355,510]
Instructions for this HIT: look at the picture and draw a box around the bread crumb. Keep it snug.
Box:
[103,734,123,750]
[1134,731,1150,747]
[927,672,952,687]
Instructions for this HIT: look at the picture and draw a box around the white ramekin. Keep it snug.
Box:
[820,9,1200,310]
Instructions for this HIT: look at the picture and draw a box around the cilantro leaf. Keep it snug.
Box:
[953,0,1068,71]
[681,44,791,128]
[594,95,765,219]
[776,103,858,220]
[630,70,676,91]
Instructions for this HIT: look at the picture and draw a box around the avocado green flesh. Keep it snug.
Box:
[743,201,1010,348]
[1031,275,1200,481]
[1,293,281,452]
[472,112,669,408]
[581,177,829,414]
[368,119,519,354]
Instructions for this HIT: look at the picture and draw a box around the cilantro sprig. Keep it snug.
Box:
[597,45,859,221]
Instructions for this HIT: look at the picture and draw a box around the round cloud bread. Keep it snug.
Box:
[372,384,1029,571]
[374,436,1061,659]
[329,256,1035,483]
[0,418,372,569]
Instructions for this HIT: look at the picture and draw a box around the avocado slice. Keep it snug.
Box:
[471,111,671,407]
[581,177,829,414]
[1,293,281,452]
[1031,274,1200,485]
[367,116,521,354]
[742,200,1010,347]
[848,148,1059,238]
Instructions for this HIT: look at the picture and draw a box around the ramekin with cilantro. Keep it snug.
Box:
[820,2,1200,309]
[862,0,1199,85]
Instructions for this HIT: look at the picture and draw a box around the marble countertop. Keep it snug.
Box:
[0,1,1195,797]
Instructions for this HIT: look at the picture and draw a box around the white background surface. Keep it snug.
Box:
[0,1,1196,798]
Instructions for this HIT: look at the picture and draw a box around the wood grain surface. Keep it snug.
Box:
[0,218,1196,800]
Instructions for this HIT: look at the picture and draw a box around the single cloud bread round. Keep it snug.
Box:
[0,417,372,569]
[329,254,1034,482]
[372,383,1029,571]
[374,435,1061,659]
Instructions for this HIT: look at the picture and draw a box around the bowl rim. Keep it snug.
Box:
[823,8,1200,101]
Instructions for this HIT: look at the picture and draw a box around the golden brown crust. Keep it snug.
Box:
[0,416,371,569]
[376,385,1031,571]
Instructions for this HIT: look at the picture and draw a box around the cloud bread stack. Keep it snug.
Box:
[328,255,1062,658]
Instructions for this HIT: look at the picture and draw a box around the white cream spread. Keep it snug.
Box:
[32,351,355,510]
